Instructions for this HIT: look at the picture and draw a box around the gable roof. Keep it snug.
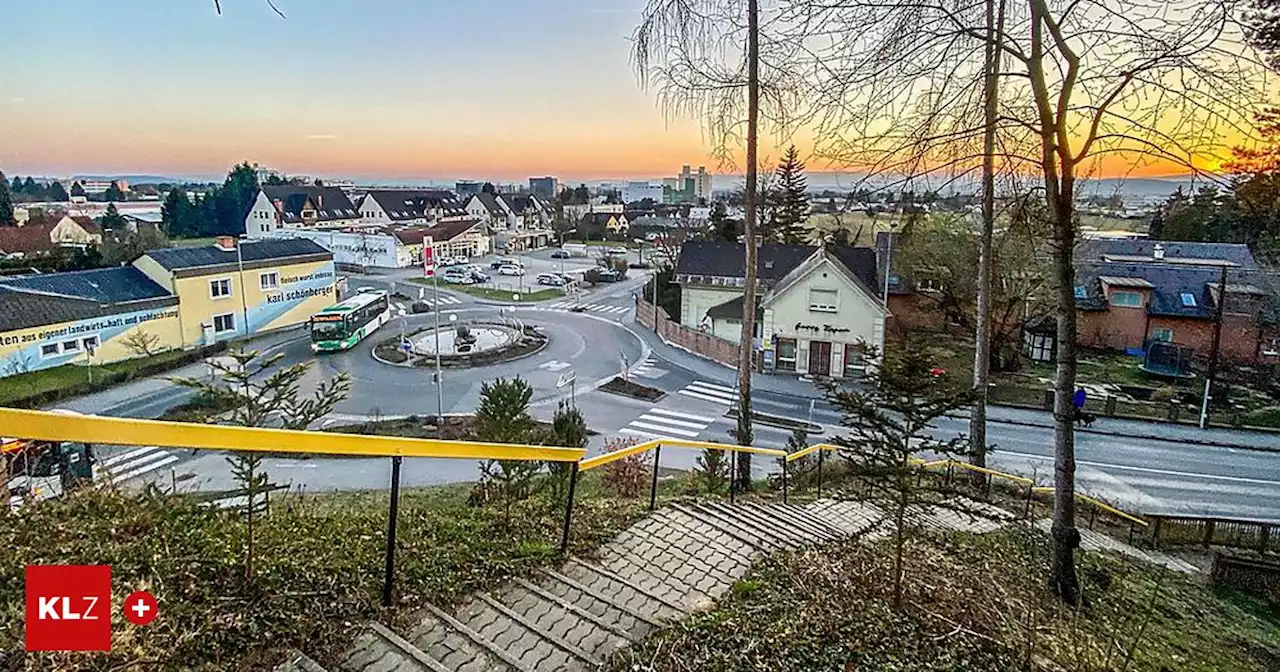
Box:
[676,240,879,290]
[142,238,331,272]
[365,189,467,221]
[1074,259,1276,319]
[0,267,177,331]
[1076,239,1257,269]
[0,223,55,255]
[259,185,358,223]
[67,216,103,236]
[472,193,506,217]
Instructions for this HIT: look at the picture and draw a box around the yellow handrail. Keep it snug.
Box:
[579,436,787,472]
[785,442,839,462]
[1032,486,1148,527]
[578,439,661,471]
[0,408,584,462]
[924,459,1035,486]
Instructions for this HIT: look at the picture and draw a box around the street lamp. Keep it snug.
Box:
[881,221,898,308]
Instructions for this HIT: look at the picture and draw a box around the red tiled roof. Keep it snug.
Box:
[68,216,102,235]
[0,223,55,255]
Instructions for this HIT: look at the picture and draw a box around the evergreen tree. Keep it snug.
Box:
[161,187,194,237]
[47,181,69,202]
[481,182,497,195]
[0,171,13,225]
[100,203,128,231]
[103,181,125,203]
[9,176,21,194]
[771,145,810,244]
[70,181,86,199]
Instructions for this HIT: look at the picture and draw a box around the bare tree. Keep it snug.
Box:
[120,329,164,358]
[790,0,1265,603]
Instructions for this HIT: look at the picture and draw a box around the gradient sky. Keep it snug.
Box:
[0,0,1221,183]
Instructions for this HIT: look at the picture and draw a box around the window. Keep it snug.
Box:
[61,339,80,353]
[1150,327,1173,343]
[1073,285,1087,299]
[1110,290,1143,308]
[82,335,99,351]
[775,338,797,372]
[844,344,865,377]
[210,278,232,299]
[40,343,59,358]
[1265,338,1280,356]
[809,288,839,313]
[1180,292,1197,307]
[213,313,236,333]
[259,271,279,290]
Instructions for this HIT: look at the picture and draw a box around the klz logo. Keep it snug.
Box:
[25,565,112,651]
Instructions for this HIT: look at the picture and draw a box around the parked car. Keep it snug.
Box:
[468,270,491,283]
[451,255,470,265]
[438,256,458,267]
[536,273,566,286]
[596,269,624,283]
[550,249,570,259]
[442,269,475,284]
[606,247,629,257]
[490,256,522,269]
[644,232,662,241]
[498,264,525,276]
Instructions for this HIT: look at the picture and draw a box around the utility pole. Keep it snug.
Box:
[1199,264,1229,429]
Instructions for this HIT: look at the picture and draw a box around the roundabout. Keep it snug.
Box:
[283,306,648,418]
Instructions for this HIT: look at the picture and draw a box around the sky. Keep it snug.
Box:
[0,0,1235,184]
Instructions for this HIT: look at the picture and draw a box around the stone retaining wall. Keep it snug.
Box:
[637,298,738,368]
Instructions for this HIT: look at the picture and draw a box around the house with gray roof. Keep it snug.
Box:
[356,189,469,227]
[244,185,362,237]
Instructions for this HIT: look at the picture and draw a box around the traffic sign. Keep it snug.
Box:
[556,372,577,388]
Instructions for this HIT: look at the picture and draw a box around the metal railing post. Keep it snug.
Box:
[381,455,403,608]
[1023,483,1033,519]
[560,462,580,554]
[816,447,824,498]
[729,450,737,504]
[782,458,789,504]
[648,445,662,511]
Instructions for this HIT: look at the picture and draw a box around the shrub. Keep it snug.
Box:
[600,437,649,498]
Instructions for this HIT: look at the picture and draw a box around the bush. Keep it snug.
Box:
[600,437,649,498]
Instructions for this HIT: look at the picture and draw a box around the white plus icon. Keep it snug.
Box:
[131,598,151,619]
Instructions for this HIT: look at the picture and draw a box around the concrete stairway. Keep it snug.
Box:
[277,499,881,672]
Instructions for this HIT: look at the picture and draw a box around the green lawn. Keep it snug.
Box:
[408,279,563,302]
[0,348,195,406]
[564,239,638,247]
[171,236,219,247]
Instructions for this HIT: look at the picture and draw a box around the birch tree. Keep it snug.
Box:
[791,0,1265,603]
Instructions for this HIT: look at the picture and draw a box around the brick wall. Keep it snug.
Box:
[638,298,738,367]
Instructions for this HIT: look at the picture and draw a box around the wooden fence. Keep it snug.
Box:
[1148,513,1276,552]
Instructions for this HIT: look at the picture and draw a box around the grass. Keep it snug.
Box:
[1,479,648,671]
[407,278,563,302]
[0,348,195,406]
[610,526,1280,671]
[171,236,220,248]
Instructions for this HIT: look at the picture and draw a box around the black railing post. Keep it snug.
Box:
[782,458,789,504]
[729,451,737,504]
[648,445,662,511]
[560,462,579,554]
[1023,483,1033,518]
[816,447,824,498]
[381,455,403,608]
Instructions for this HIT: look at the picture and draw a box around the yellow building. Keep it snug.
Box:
[133,237,337,346]
[0,237,336,377]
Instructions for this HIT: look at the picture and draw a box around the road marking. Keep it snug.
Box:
[997,450,1280,487]
[646,408,718,423]
[100,447,174,477]
[100,446,158,468]
[627,420,702,438]
[618,408,718,441]
[107,454,181,485]
[677,381,738,405]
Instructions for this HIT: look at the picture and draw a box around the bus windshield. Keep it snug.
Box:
[311,318,348,341]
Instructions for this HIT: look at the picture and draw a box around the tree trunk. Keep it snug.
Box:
[893,473,907,609]
[735,0,761,490]
[1049,178,1080,604]
[970,0,1006,483]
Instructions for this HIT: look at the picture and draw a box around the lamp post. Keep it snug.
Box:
[237,236,250,337]
[881,222,897,308]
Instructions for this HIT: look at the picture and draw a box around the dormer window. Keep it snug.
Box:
[301,209,316,219]
[1180,292,1197,307]
[1073,285,1087,299]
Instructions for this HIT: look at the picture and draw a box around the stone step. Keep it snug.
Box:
[607,511,746,587]
[674,503,797,552]
[806,498,884,535]
[536,567,663,637]
[275,650,330,672]
[340,622,443,672]
[698,502,817,548]
[559,558,687,620]
[500,578,636,660]
[666,504,773,553]
[405,603,519,672]
[451,593,588,671]
[592,542,720,611]
[753,503,852,543]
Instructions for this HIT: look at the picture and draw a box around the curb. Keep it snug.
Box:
[946,411,1280,454]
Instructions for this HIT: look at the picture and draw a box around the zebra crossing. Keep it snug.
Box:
[618,408,718,442]
[545,300,632,315]
[676,380,739,406]
[391,294,463,315]
[630,356,665,379]
[97,445,180,485]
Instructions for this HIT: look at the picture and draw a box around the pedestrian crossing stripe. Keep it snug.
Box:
[617,408,718,441]
[99,446,179,484]
[434,295,464,305]
[677,380,738,405]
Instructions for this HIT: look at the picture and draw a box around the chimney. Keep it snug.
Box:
[1153,243,1165,260]
[316,194,323,209]
[272,199,283,213]
[215,236,237,252]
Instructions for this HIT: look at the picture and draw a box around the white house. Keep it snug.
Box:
[357,189,468,228]
[244,185,362,237]
[674,240,885,378]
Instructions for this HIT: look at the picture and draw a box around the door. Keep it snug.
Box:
[808,341,832,376]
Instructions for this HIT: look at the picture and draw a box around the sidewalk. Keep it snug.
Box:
[631,316,1280,452]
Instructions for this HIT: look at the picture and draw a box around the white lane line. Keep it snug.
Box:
[999,449,1280,487]
[109,455,181,484]
[633,413,709,430]
[677,389,735,404]
[646,408,718,423]
[626,420,702,438]
[603,306,628,314]
[100,446,158,468]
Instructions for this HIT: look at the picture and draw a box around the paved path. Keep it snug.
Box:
[276,497,1194,671]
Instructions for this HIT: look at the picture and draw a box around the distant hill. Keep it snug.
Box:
[70,174,190,185]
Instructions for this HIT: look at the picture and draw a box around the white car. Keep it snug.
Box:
[442,270,475,284]
[607,247,629,257]
[498,264,525,276]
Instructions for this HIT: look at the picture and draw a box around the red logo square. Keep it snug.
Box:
[25,565,112,651]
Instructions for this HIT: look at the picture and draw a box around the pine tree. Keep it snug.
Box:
[70,181,86,199]
[47,181,69,202]
[9,175,21,194]
[0,171,13,225]
[103,181,125,203]
[100,203,128,231]
[21,177,38,197]
[771,145,811,244]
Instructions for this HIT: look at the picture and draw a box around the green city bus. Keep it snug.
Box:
[310,290,392,353]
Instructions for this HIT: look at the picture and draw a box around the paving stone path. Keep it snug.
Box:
[276,498,1194,672]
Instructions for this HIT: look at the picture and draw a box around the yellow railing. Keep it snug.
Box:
[1033,486,1149,527]
[784,442,839,462]
[919,458,1036,486]
[579,437,787,472]
[0,408,584,462]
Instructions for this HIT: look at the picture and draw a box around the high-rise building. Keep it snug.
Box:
[455,180,484,198]
[528,176,559,200]
[679,165,712,201]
